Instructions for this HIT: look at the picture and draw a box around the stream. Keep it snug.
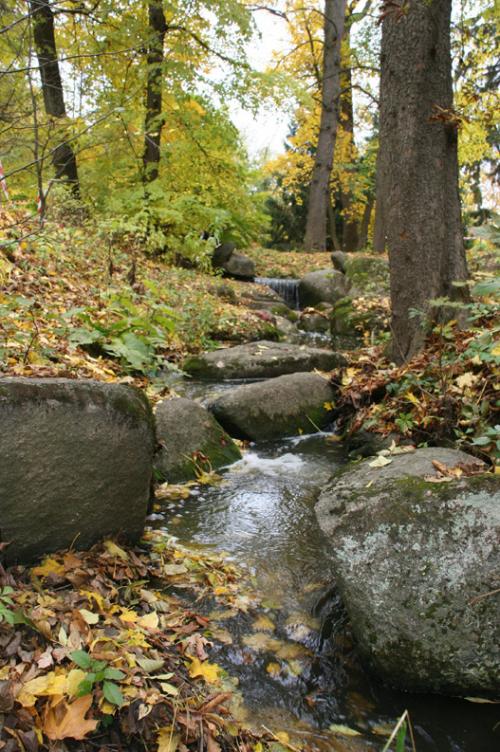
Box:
[151,376,499,751]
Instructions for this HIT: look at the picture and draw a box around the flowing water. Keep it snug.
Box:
[255,277,300,309]
[152,382,499,751]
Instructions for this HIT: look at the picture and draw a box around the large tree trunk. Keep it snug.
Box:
[30,0,79,195]
[303,0,347,251]
[378,0,468,364]
[142,0,167,183]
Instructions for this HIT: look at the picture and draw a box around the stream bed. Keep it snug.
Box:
[152,380,499,751]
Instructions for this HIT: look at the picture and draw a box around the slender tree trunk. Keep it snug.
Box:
[303,0,347,251]
[142,0,167,183]
[339,33,359,252]
[357,193,373,250]
[378,0,468,364]
[30,0,79,195]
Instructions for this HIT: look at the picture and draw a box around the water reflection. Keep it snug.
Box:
[154,434,499,751]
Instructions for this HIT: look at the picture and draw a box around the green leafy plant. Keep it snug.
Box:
[70,650,125,706]
[69,289,177,374]
[0,586,28,626]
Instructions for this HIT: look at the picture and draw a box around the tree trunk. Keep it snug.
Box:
[378,0,468,364]
[30,0,79,195]
[372,194,386,253]
[357,193,373,250]
[303,0,347,251]
[142,0,167,183]
[339,33,359,252]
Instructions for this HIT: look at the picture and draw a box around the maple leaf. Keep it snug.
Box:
[188,657,221,684]
[43,695,98,740]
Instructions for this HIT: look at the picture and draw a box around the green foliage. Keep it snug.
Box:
[70,650,125,707]
[0,586,28,626]
[69,289,177,375]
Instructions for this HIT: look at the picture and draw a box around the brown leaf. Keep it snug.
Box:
[43,695,99,740]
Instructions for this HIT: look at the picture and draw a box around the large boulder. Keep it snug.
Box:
[209,372,335,441]
[316,448,500,695]
[298,269,350,307]
[182,341,345,380]
[155,398,241,482]
[0,378,155,565]
[223,251,256,280]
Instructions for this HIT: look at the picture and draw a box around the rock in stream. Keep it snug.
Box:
[182,340,345,380]
[316,448,500,695]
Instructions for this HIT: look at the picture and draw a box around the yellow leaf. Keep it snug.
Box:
[253,615,275,632]
[66,669,87,698]
[32,558,65,578]
[103,540,129,560]
[404,391,420,407]
[329,724,362,737]
[456,372,478,389]
[368,455,393,468]
[323,401,335,411]
[266,662,281,678]
[188,657,221,684]
[119,609,139,624]
[275,732,290,744]
[491,345,500,358]
[157,727,180,752]
[139,612,159,630]
[17,672,68,707]
[79,609,99,625]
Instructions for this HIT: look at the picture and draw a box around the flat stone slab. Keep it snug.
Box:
[154,397,241,482]
[209,372,336,441]
[0,378,155,564]
[182,341,345,380]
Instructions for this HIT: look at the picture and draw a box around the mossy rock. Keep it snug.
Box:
[208,372,335,441]
[154,398,241,482]
[316,448,500,695]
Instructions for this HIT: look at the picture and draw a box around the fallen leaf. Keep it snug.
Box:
[157,727,180,752]
[368,455,392,468]
[43,695,99,740]
[188,657,221,684]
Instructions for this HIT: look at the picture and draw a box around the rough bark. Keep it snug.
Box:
[372,193,386,253]
[303,0,347,251]
[378,0,468,364]
[143,0,167,183]
[30,0,79,194]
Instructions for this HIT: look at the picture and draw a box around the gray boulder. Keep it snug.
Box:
[212,242,236,268]
[223,251,256,280]
[0,378,155,565]
[298,269,350,307]
[182,340,345,380]
[155,398,241,482]
[316,448,500,695]
[209,372,335,441]
[298,311,331,333]
[331,251,348,273]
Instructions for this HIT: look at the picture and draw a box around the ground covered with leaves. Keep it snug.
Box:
[0,207,279,391]
[0,531,306,752]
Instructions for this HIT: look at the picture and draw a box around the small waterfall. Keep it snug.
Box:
[255,277,300,309]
